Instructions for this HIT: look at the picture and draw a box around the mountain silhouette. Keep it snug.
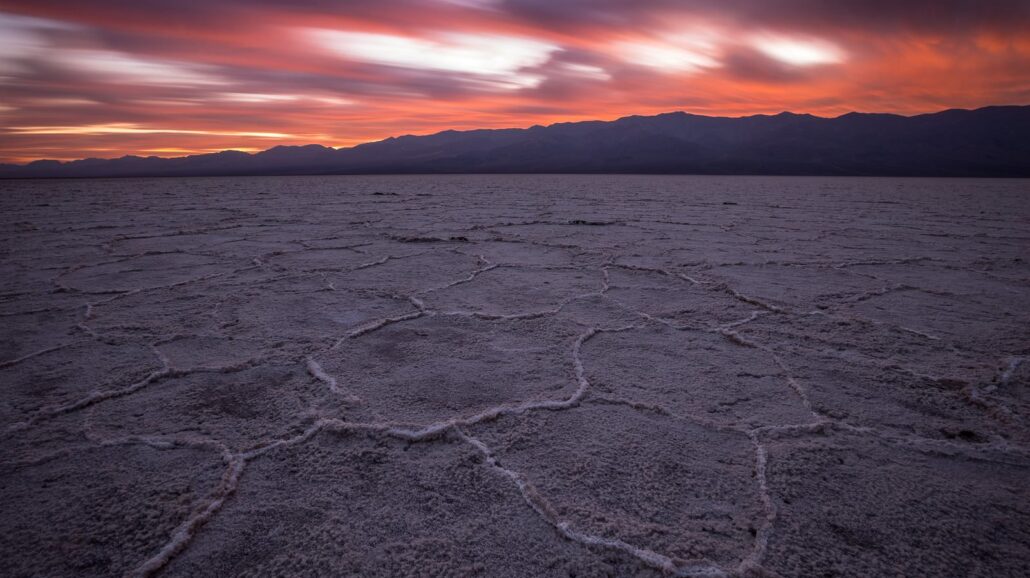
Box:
[3,105,1028,178]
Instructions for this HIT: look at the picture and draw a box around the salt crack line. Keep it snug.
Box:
[384,326,634,440]
[707,325,819,420]
[340,258,503,341]
[607,262,704,287]
[590,398,1028,565]
[897,325,942,341]
[715,311,764,332]
[318,272,336,291]
[719,285,785,313]
[74,268,239,320]
[131,456,246,578]
[419,263,498,295]
[344,310,424,341]
[10,432,243,578]
[443,308,561,322]
[129,418,368,576]
[76,321,115,343]
[5,367,171,435]
[606,292,767,337]
[607,262,789,316]
[735,433,776,576]
[714,326,758,350]
[4,354,263,435]
[605,295,682,329]
[600,262,612,292]
[354,255,391,270]
[305,356,360,403]
[241,419,336,461]
[438,286,609,323]
[433,260,612,322]
[769,354,817,418]
[455,428,727,578]
[677,271,703,285]
[0,343,74,369]
[356,326,628,442]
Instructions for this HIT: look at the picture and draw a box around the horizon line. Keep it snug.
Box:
[5,103,1027,167]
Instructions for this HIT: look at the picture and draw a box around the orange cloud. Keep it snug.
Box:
[0,1,1027,163]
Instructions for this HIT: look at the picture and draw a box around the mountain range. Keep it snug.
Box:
[3,105,1029,178]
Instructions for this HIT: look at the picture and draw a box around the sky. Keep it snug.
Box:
[1,0,1028,163]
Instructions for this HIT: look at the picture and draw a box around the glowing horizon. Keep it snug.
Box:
[1,1,1028,163]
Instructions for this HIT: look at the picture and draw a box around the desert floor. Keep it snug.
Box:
[1,175,1028,577]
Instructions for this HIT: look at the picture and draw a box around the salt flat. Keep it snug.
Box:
[1,175,1028,577]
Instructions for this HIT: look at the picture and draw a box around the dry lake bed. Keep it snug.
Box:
[1,175,1028,577]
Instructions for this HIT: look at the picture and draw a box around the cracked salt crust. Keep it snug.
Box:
[1,175,1028,577]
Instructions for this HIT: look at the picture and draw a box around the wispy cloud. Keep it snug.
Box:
[0,1,1026,162]
[309,29,558,90]
[7,123,293,138]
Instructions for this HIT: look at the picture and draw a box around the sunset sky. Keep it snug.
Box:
[1,0,1028,163]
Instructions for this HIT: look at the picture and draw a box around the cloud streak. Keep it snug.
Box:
[0,1,1027,162]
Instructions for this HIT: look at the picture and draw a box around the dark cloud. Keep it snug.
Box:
[7,0,1030,36]
[1,0,1027,162]
[497,0,1030,34]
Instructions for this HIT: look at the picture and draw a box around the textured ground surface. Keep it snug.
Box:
[1,175,1028,577]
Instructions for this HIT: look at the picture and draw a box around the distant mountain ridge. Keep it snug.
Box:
[3,105,1029,178]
